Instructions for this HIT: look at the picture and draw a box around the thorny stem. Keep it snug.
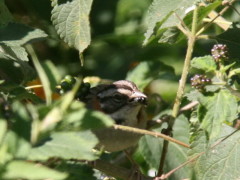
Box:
[157,6,198,176]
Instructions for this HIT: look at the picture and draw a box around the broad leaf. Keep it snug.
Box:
[198,90,238,139]
[191,56,217,73]
[185,89,203,102]
[28,131,99,161]
[217,23,240,59]
[189,125,240,180]
[2,160,67,180]
[144,0,197,45]
[139,115,190,179]
[4,131,31,159]
[0,23,47,46]
[126,61,175,91]
[56,162,96,180]
[0,0,14,26]
[0,45,28,61]
[59,102,114,131]
[51,0,93,53]
[0,58,36,83]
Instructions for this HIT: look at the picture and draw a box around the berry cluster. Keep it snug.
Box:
[191,74,211,90]
[59,75,76,94]
[211,44,229,62]
[58,75,91,100]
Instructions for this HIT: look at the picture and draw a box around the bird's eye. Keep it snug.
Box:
[113,94,124,102]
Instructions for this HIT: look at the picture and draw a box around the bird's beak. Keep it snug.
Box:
[130,91,148,105]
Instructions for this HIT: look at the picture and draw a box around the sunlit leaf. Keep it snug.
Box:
[51,0,93,53]
[189,125,240,180]
[0,119,7,144]
[60,101,114,131]
[144,0,197,45]
[191,56,217,73]
[0,23,47,46]
[0,44,28,61]
[198,89,238,139]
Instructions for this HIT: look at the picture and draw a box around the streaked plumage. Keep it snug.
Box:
[83,80,148,152]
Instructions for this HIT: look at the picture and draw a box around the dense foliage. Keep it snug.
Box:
[0,0,240,179]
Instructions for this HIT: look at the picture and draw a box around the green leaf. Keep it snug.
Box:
[185,89,203,102]
[229,68,240,77]
[198,90,238,139]
[0,119,7,145]
[0,44,28,61]
[56,162,96,180]
[10,101,32,141]
[138,115,190,179]
[217,23,240,59]
[144,0,197,45]
[0,58,36,84]
[59,101,114,131]
[51,0,93,53]
[126,61,175,91]
[28,131,99,161]
[0,23,47,46]
[189,125,240,180]
[0,0,14,26]
[158,27,180,44]
[28,45,53,105]
[183,1,222,29]
[205,76,224,92]
[42,60,61,93]
[191,55,217,72]
[2,160,67,180]
[4,131,31,159]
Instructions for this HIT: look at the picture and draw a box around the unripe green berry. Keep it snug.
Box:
[64,75,76,85]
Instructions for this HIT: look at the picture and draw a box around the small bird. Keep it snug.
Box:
[83,80,148,152]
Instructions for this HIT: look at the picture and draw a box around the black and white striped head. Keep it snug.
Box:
[91,80,147,114]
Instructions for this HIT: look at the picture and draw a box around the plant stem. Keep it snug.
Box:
[114,125,190,148]
[26,45,52,105]
[25,84,43,90]
[196,0,236,36]
[157,6,198,176]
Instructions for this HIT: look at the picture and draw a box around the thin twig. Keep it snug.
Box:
[25,84,43,90]
[174,12,190,33]
[196,0,236,36]
[179,101,199,113]
[113,125,190,148]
